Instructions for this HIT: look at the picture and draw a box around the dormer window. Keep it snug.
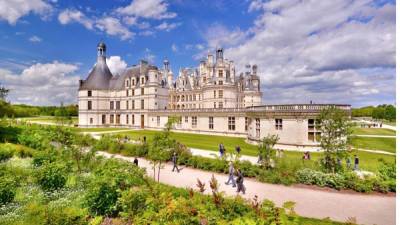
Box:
[126,80,130,87]
[141,77,144,84]
[88,90,92,97]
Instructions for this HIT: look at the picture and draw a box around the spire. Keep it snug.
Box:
[97,41,106,58]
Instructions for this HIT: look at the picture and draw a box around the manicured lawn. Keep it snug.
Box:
[117,130,395,173]
[383,120,396,126]
[351,136,396,153]
[352,128,396,136]
[73,127,132,132]
[22,116,78,124]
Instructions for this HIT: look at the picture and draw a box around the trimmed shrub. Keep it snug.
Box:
[0,144,14,162]
[36,162,68,191]
[0,176,16,205]
[85,181,119,216]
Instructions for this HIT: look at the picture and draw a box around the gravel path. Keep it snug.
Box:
[97,151,395,225]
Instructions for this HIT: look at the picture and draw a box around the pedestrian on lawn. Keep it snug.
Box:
[346,157,351,169]
[225,162,236,187]
[236,169,245,194]
[143,136,146,143]
[235,145,241,155]
[219,143,225,157]
[354,155,359,171]
[133,157,138,166]
[172,152,179,173]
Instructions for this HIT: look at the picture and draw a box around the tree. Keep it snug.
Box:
[0,83,9,100]
[318,106,353,173]
[258,134,279,169]
[55,102,72,125]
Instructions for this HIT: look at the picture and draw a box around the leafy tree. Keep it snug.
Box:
[0,83,9,100]
[318,106,353,173]
[258,134,279,169]
[55,102,72,125]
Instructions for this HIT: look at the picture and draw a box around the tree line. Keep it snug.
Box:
[352,104,396,121]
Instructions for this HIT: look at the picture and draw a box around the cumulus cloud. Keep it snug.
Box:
[106,56,128,76]
[95,17,134,40]
[0,61,80,105]
[202,0,395,106]
[116,0,176,20]
[155,21,181,31]
[58,9,93,29]
[0,0,52,25]
[29,35,42,42]
[171,44,178,52]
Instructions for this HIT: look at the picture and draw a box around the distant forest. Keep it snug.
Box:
[0,100,77,118]
[352,104,396,121]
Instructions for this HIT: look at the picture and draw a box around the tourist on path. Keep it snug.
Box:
[354,155,359,171]
[219,143,225,157]
[235,145,241,154]
[133,157,138,166]
[172,152,180,173]
[225,162,236,187]
[236,169,245,194]
[346,157,351,169]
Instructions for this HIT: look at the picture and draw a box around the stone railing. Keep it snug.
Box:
[247,104,351,112]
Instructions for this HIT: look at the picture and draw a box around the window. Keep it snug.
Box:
[214,90,216,98]
[256,118,260,138]
[218,102,223,108]
[218,90,223,98]
[132,100,135,109]
[126,80,129,87]
[126,90,129,96]
[308,119,315,130]
[141,88,144,95]
[126,115,129,124]
[218,70,223,77]
[116,101,120,110]
[203,77,206,82]
[141,77,144,84]
[132,89,135,96]
[141,99,144,109]
[185,116,188,123]
[193,95,196,101]
[102,115,106,124]
[214,102,216,108]
[218,80,223,85]
[228,117,235,131]
[275,119,283,130]
[88,101,92,110]
[88,90,92,97]
[245,117,248,131]
[116,114,120,124]
[191,116,197,128]
[126,101,129,109]
[110,101,114,110]
[209,117,214,130]
[90,118,93,124]
[110,115,114,124]
[308,132,315,141]
[157,116,160,126]
[132,115,135,125]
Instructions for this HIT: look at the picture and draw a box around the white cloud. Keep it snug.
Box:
[58,9,93,29]
[116,0,176,20]
[0,61,80,105]
[122,16,137,25]
[29,35,41,42]
[155,21,181,31]
[144,48,155,63]
[171,44,178,52]
[0,0,52,25]
[202,0,395,106]
[106,56,127,76]
[95,17,134,40]
[139,30,155,36]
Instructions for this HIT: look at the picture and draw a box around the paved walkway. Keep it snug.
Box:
[97,151,395,225]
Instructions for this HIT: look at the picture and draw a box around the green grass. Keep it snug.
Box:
[351,136,396,153]
[116,129,394,173]
[73,127,132,132]
[383,120,396,126]
[352,127,396,136]
[22,116,78,124]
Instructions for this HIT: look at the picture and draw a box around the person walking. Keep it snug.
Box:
[172,152,179,173]
[219,143,225,157]
[346,157,351,169]
[235,145,241,154]
[133,157,138,166]
[236,169,245,194]
[354,155,359,171]
[225,162,236,187]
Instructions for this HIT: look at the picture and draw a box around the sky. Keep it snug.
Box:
[0,0,396,107]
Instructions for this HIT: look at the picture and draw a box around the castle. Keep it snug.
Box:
[78,42,351,147]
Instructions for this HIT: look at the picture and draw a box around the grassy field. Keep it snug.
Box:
[73,127,131,132]
[352,128,396,136]
[22,116,78,124]
[351,136,396,153]
[115,130,394,173]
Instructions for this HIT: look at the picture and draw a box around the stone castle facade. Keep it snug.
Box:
[78,42,351,147]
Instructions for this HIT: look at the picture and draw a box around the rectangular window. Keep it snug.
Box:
[141,77,144,84]
[218,80,223,85]
[185,116,188,123]
[88,90,92,97]
[209,117,214,130]
[126,100,129,109]
[275,119,283,130]
[110,101,114,110]
[126,114,129,124]
[116,114,120,124]
[193,95,196,101]
[228,117,235,131]
[132,114,135,125]
[132,100,135,109]
[126,90,129,96]
[214,90,216,98]
[218,102,223,108]
[245,117,248,131]
[102,115,106,124]
[110,115,114,124]
[87,101,92,110]
[132,89,135,96]
[308,119,315,130]
[308,132,315,141]
[141,99,144,109]
[141,88,144,95]
[192,116,197,128]
[116,101,120,110]
[157,116,160,126]
[218,70,223,77]
[218,90,223,98]
[256,118,260,138]
[214,102,216,108]
[90,118,93,124]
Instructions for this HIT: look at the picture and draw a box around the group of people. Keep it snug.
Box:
[345,155,360,170]
[219,143,242,157]
[225,162,246,194]
[302,151,311,160]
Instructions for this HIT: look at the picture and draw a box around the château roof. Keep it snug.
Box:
[79,56,113,90]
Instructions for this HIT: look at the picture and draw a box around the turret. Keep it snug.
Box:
[216,48,223,63]
[252,64,258,75]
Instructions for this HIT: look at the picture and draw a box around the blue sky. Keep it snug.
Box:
[0,0,396,107]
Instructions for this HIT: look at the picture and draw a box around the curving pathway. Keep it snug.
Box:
[97,151,395,225]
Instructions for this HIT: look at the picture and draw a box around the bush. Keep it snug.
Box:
[0,144,14,162]
[118,188,148,218]
[0,176,16,205]
[85,181,119,216]
[296,169,345,190]
[32,149,57,167]
[36,162,68,191]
